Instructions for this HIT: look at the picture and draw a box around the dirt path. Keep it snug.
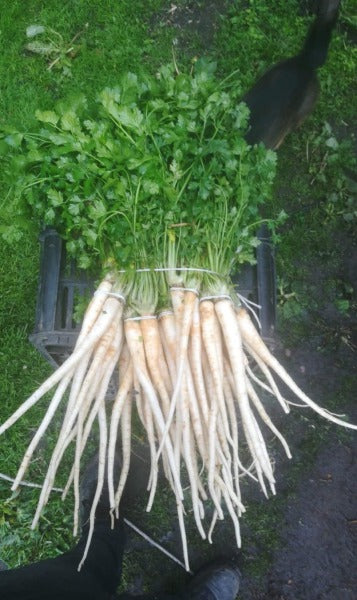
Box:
[240,423,357,599]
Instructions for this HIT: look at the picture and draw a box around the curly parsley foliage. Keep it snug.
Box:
[1,60,277,275]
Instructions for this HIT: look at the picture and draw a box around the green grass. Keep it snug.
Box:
[0,0,173,127]
[0,0,356,596]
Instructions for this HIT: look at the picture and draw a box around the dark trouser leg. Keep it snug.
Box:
[0,518,125,600]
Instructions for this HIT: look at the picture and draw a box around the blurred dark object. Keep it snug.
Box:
[243,0,340,149]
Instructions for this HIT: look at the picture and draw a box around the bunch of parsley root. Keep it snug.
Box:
[1,62,355,570]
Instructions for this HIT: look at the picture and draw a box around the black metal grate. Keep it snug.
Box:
[29,229,92,368]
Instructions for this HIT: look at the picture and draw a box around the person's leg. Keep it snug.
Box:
[0,451,126,600]
[0,516,125,600]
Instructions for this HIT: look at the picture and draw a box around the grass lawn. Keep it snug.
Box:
[0,0,356,596]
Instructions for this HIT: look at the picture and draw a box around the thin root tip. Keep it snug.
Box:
[109,508,116,529]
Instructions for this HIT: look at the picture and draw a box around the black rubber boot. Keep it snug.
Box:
[184,561,241,600]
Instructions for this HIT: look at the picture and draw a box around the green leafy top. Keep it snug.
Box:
[1,60,277,285]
